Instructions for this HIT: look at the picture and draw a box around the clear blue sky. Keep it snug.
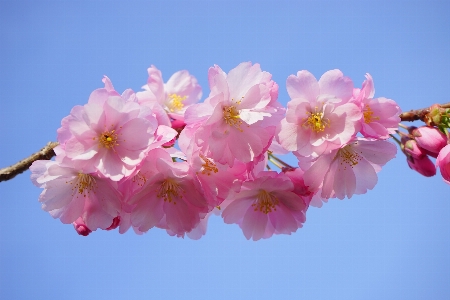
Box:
[1,1,449,299]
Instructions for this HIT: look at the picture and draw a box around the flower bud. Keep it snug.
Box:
[425,104,442,126]
[73,218,92,236]
[436,144,450,185]
[402,138,425,159]
[407,155,436,177]
[412,126,448,156]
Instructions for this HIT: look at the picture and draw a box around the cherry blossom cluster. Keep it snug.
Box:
[398,104,450,180]
[30,62,401,240]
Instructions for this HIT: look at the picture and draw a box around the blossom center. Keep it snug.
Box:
[199,154,218,175]
[69,173,96,197]
[132,172,147,187]
[338,145,362,168]
[363,104,379,124]
[167,94,186,112]
[223,105,243,131]
[99,130,119,149]
[157,179,183,204]
[252,190,279,214]
[303,107,329,133]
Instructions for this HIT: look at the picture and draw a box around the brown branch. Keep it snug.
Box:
[399,102,450,123]
[0,142,59,183]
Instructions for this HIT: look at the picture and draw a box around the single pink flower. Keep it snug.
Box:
[222,171,307,241]
[184,62,282,167]
[128,148,209,235]
[30,159,122,231]
[277,70,362,157]
[354,74,401,139]
[412,126,448,157]
[136,65,202,122]
[302,138,397,200]
[57,86,177,180]
[437,144,450,184]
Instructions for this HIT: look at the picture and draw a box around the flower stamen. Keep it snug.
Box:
[338,145,362,168]
[70,173,96,197]
[363,104,380,124]
[199,154,218,175]
[303,107,330,133]
[252,190,279,214]
[157,179,184,204]
[99,130,119,149]
[167,94,187,112]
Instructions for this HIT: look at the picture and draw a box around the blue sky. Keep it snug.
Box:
[1,1,449,299]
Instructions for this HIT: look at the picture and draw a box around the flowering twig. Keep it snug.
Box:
[399,102,450,123]
[0,142,59,183]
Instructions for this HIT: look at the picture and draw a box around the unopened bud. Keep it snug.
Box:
[407,155,436,177]
[412,126,448,156]
[73,218,92,236]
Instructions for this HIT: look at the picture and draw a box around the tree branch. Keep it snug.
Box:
[399,102,450,123]
[0,142,59,183]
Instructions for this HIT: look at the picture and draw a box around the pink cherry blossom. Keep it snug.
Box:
[57,86,176,180]
[183,62,282,167]
[436,144,450,183]
[302,138,397,200]
[353,74,401,139]
[30,159,121,231]
[136,65,202,122]
[222,171,307,241]
[278,70,362,157]
[128,148,209,235]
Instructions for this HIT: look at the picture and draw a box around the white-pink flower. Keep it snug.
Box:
[57,84,175,181]
[183,62,283,167]
[136,65,202,122]
[222,171,307,241]
[277,69,362,157]
[301,138,397,200]
[128,148,210,235]
[354,74,401,139]
[30,159,121,231]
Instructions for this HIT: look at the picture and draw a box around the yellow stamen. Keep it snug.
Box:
[223,105,243,131]
[168,94,187,112]
[132,172,147,187]
[199,154,218,175]
[98,129,119,149]
[252,190,279,214]
[363,104,380,124]
[157,179,184,204]
[338,145,362,168]
[303,107,330,133]
[68,173,96,197]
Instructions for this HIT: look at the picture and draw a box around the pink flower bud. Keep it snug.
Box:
[436,144,450,185]
[412,126,447,156]
[73,218,92,236]
[402,137,426,159]
[171,119,186,132]
[407,155,436,177]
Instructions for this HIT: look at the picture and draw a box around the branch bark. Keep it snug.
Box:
[399,102,450,123]
[0,142,59,183]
